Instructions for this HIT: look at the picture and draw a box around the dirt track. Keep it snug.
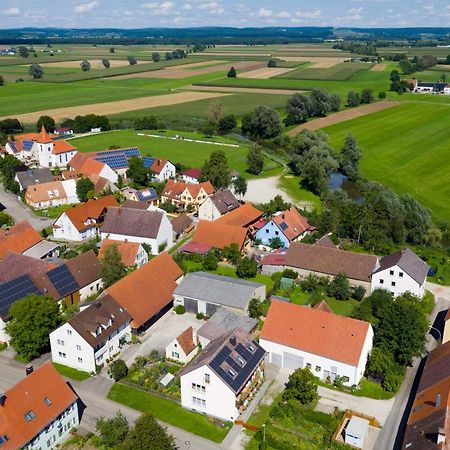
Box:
[287,101,402,136]
[239,67,295,79]
[370,64,386,71]
[185,85,305,95]
[1,92,231,123]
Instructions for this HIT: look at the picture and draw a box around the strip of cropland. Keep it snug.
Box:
[275,62,373,81]
[323,101,450,222]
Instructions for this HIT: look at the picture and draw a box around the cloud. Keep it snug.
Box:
[182,3,193,10]
[196,1,224,15]
[275,11,290,18]
[294,10,321,19]
[423,3,434,13]
[2,7,21,16]
[258,8,273,17]
[348,7,364,14]
[141,1,176,15]
[74,1,99,13]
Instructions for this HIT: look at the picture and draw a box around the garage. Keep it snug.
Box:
[206,302,218,317]
[270,352,282,366]
[184,298,198,314]
[283,352,303,370]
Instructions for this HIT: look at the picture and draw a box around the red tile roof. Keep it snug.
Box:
[107,252,183,329]
[260,300,372,366]
[191,221,247,250]
[99,239,140,267]
[150,158,169,174]
[0,221,42,260]
[38,126,53,144]
[182,168,202,180]
[261,250,287,267]
[162,179,214,201]
[216,203,263,228]
[0,362,78,450]
[272,207,315,240]
[68,153,105,176]
[52,140,77,155]
[176,326,197,355]
[180,241,212,255]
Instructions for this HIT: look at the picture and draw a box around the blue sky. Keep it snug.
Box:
[1,0,449,28]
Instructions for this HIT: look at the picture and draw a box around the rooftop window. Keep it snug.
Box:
[24,410,36,422]
[44,397,52,406]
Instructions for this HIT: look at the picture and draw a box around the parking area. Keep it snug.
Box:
[121,309,205,366]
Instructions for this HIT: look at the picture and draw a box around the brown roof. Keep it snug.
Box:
[57,195,119,232]
[171,214,193,235]
[162,179,214,201]
[25,180,67,204]
[64,250,101,288]
[260,300,372,366]
[0,221,42,259]
[122,199,149,210]
[0,362,78,450]
[402,341,450,450]
[68,153,105,176]
[176,326,197,355]
[150,158,169,174]
[216,202,263,228]
[107,252,183,329]
[209,189,240,215]
[285,242,378,282]
[0,252,53,284]
[99,239,141,267]
[101,207,164,239]
[315,234,338,249]
[191,220,248,250]
[313,300,333,313]
[68,295,131,348]
[272,207,315,240]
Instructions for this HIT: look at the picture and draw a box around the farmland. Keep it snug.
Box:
[323,102,450,222]
[275,62,373,81]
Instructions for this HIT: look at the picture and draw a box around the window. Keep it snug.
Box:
[76,345,81,351]
[67,329,72,335]
[192,383,205,393]
[379,279,384,284]
[306,363,311,369]
[24,411,36,422]
[58,352,66,358]
[57,339,65,346]
[399,272,404,278]
[192,397,206,407]
[228,369,236,378]
[172,351,180,359]
[204,373,210,384]
[342,376,350,383]
[44,397,52,406]
[390,270,394,276]
[391,281,396,287]
[315,366,321,372]
[78,357,83,363]
[275,231,279,236]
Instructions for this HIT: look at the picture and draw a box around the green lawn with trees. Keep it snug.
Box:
[323,102,450,222]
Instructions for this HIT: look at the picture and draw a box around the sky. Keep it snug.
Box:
[1,0,449,29]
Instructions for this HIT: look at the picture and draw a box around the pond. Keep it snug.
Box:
[328,172,363,204]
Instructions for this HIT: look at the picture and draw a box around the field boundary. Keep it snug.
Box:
[287,101,402,135]
[137,133,240,147]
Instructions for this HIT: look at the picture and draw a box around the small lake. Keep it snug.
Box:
[328,172,363,204]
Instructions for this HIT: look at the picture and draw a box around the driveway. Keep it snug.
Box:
[121,310,205,366]
[0,184,53,230]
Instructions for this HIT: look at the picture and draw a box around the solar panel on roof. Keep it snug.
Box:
[46,265,79,298]
[143,157,155,168]
[95,154,129,170]
[0,275,42,317]
[23,140,34,151]
[279,222,288,231]
[95,147,140,159]
[9,142,17,153]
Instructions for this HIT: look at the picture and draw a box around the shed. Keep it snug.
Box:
[344,416,369,448]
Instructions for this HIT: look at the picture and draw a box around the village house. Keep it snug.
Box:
[61,171,113,195]
[402,340,450,449]
[144,157,176,182]
[255,207,316,248]
[67,152,118,184]
[180,328,266,421]
[87,147,141,177]
[173,271,265,316]
[411,79,450,94]
[198,189,241,222]
[170,214,194,240]
[99,239,148,268]
[121,186,159,206]
[0,252,54,284]
[181,168,202,184]
[371,248,428,298]
[50,295,132,373]
[25,179,78,209]
[14,168,56,191]
[53,195,119,242]
[106,252,183,332]
[161,179,214,211]
[260,300,373,386]
[166,326,199,364]
[100,207,173,255]
[215,202,263,231]
[0,362,80,450]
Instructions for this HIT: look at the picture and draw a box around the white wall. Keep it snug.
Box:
[53,213,96,242]
[79,278,103,301]
[0,317,10,343]
[38,142,53,167]
[52,151,77,168]
[99,164,119,184]
[198,198,221,222]
[371,265,425,298]
[165,338,197,364]
[182,175,199,184]
[154,161,176,182]
[181,365,238,421]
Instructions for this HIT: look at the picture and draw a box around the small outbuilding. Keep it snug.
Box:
[344,416,370,448]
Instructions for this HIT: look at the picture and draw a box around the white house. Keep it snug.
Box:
[166,326,199,364]
[15,168,56,191]
[0,362,79,450]
[180,328,266,421]
[53,195,119,242]
[68,152,118,184]
[260,300,373,386]
[198,189,240,222]
[371,248,428,298]
[181,168,202,184]
[99,239,148,268]
[148,158,176,182]
[35,126,77,168]
[101,207,173,255]
[50,295,132,373]
[25,179,79,209]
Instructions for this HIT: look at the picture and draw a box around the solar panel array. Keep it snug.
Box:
[209,339,265,393]
[279,222,288,231]
[95,147,140,158]
[46,265,79,298]
[142,157,155,169]
[94,154,129,170]
[0,275,42,317]
[9,141,17,153]
[23,140,34,151]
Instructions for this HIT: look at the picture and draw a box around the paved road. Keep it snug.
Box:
[0,184,53,230]
[375,295,450,450]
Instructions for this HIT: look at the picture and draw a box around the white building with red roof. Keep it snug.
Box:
[149,158,176,182]
[260,300,373,386]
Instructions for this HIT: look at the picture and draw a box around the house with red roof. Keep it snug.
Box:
[99,239,148,268]
[166,326,199,364]
[0,362,79,450]
[161,179,214,212]
[260,300,373,386]
[149,158,176,182]
[68,152,118,184]
[181,168,202,184]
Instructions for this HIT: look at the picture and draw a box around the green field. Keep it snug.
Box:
[70,129,282,179]
[323,102,450,222]
[277,62,373,81]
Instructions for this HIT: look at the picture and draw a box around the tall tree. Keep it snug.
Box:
[360,88,374,104]
[246,145,264,175]
[347,91,360,107]
[401,194,430,244]
[217,114,237,134]
[227,66,237,77]
[76,177,95,202]
[0,76,4,87]
[309,88,331,117]
[7,294,61,361]
[329,93,341,112]
[242,106,282,140]
[96,412,130,448]
[18,46,29,58]
[201,150,230,189]
[127,56,138,66]
[282,367,318,405]
[126,156,148,186]
[285,93,312,125]
[233,175,247,197]
[80,60,91,72]
[100,244,127,288]
[208,100,223,125]
[152,52,161,62]
[29,64,43,79]
[102,58,111,68]
[36,115,55,133]
[340,133,362,181]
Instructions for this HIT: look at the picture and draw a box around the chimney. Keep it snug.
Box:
[437,428,446,445]
[435,393,441,407]
[0,394,5,406]
[229,335,236,346]
[25,365,33,376]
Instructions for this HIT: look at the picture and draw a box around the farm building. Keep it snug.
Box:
[181,168,202,184]
[198,189,241,222]
[68,152,118,184]
[190,220,248,251]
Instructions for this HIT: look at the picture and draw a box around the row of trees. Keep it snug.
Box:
[346,88,375,107]
[389,70,413,93]
[60,114,110,133]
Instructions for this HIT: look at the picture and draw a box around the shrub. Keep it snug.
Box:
[378,91,386,99]
[281,269,298,280]
[236,257,258,278]
[227,67,237,78]
[352,285,366,301]
[248,298,262,319]
[108,359,128,381]
[175,305,185,315]
[196,312,205,320]
[268,59,277,68]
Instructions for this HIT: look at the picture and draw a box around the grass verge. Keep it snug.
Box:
[52,363,91,381]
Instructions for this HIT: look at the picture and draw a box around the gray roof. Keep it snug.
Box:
[101,207,164,239]
[346,416,369,437]
[174,271,265,310]
[23,240,59,259]
[15,168,55,190]
[210,189,240,215]
[375,248,428,285]
[198,307,258,342]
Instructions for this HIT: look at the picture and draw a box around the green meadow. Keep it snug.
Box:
[323,102,450,222]
[277,62,373,81]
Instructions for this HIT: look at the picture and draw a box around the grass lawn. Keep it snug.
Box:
[276,62,372,81]
[108,383,231,443]
[323,101,450,222]
[325,297,360,317]
[317,377,395,400]
[278,173,322,211]
[70,129,281,180]
[52,363,91,381]
[214,266,275,291]
[32,203,76,219]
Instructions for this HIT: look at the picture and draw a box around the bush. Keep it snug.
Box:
[382,369,404,393]
[175,305,185,315]
[196,312,205,320]
[108,359,128,381]
[352,285,366,301]
[248,298,262,319]
[268,59,277,68]
[378,91,386,99]
[327,273,351,300]
[227,67,237,78]
[202,251,218,271]
[281,269,298,280]
[236,257,258,278]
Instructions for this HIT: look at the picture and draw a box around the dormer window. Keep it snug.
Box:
[228,368,236,378]
[44,397,52,406]
[248,344,255,353]
[24,410,36,422]
[0,435,9,446]
[237,357,245,367]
